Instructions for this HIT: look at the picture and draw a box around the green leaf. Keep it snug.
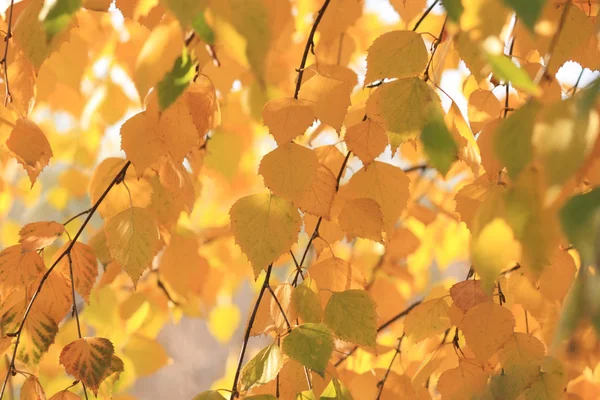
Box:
[297,391,317,400]
[560,187,600,268]
[320,378,353,400]
[245,396,278,400]
[441,0,464,22]
[192,391,227,400]
[486,54,541,96]
[240,342,283,390]
[292,277,322,323]
[503,0,546,31]
[157,50,197,111]
[493,101,540,179]
[160,0,204,28]
[323,290,377,348]
[420,112,458,175]
[282,323,334,375]
[192,11,216,45]
[42,0,82,39]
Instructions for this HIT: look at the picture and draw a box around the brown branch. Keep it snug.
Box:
[423,16,447,83]
[156,278,180,306]
[230,264,273,399]
[67,253,89,400]
[412,0,439,32]
[503,32,516,118]
[376,335,404,400]
[0,161,131,400]
[293,0,332,99]
[0,0,15,107]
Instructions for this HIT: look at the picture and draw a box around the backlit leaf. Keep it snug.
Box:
[282,323,334,375]
[560,187,600,268]
[19,221,64,252]
[319,378,352,400]
[59,337,122,396]
[344,120,387,166]
[323,290,377,348]
[295,164,337,219]
[420,112,458,175]
[20,375,46,400]
[48,390,80,400]
[192,391,226,400]
[486,53,541,96]
[6,118,53,187]
[367,77,441,143]
[42,0,82,39]
[292,277,322,324]
[263,98,315,145]
[104,207,160,285]
[230,193,301,278]
[449,280,491,313]
[502,0,545,31]
[404,298,451,343]
[437,359,488,400]
[259,143,319,202]
[338,198,383,242]
[240,342,283,390]
[365,30,428,84]
[0,245,45,296]
[461,302,515,363]
[157,50,196,111]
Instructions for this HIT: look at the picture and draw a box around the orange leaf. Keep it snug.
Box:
[55,242,98,303]
[6,118,53,187]
[263,98,315,145]
[59,337,122,396]
[259,143,319,202]
[338,198,384,242]
[19,221,65,252]
[449,280,491,313]
[48,390,80,400]
[20,375,46,400]
[0,245,45,296]
[294,164,337,219]
[344,120,388,166]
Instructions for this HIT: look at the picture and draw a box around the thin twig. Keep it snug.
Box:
[423,16,447,83]
[67,253,89,400]
[503,33,516,119]
[376,335,404,400]
[230,264,273,399]
[412,0,439,32]
[266,285,292,332]
[63,209,92,226]
[0,0,15,106]
[156,278,180,306]
[0,161,130,400]
[293,0,332,99]
[534,1,571,84]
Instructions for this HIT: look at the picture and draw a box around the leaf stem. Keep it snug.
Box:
[293,0,332,99]
[0,161,130,400]
[230,263,273,399]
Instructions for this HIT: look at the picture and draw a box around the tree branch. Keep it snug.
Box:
[0,0,15,106]
[266,285,292,332]
[230,264,273,399]
[412,0,439,32]
[376,335,404,400]
[293,0,332,99]
[0,161,130,400]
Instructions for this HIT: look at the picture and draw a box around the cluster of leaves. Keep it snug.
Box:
[0,0,599,399]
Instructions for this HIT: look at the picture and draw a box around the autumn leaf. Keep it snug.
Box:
[104,207,160,285]
[323,290,377,348]
[282,323,334,376]
[404,298,451,343]
[20,375,46,400]
[292,277,322,324]
[0,245,46,296]
[59,337,123,396]
[262,98,315,145]
[240,342,283,390]
[6,118,53,187]
[230,193,301,278]
[344,120,387,166]
[19,221,64,252]
[48,391,81,400]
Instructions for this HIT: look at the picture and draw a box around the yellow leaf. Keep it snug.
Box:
[386,227,420,259]
[365,30,428,84]
[12,0,52,70]
[471,218,521,294]
[230,193,301,278]
[437,359,488,400]
[294,164,337,219]
[338,198,383,242]
[123,334,169,377]
[184,76,221,138]
[339,161,410,233]
[366,77,441,142]
[309,256,365,294]
[317,0,362,43]
[19,221,64,252]
[104,207,160,285]
[449,280,491,313]
[159,231,209,300]
[467,89,502,133]
[55,241,98,303]
[209,303,240,343]
[389,0,426,24]
[323,290,378,348]
[344,120,388,166]
[6,118,52,187]
[0,245,45,296]
[269,283,296,333]
[59,337,123,396]
[404,298,451,343]
[292,277,322,324]
[7,51,36,116]
[298,67,356,132]
[259,143,319,202]
[120,99,198,178]
[262,98,315,145]
[20,376,46,400]
[460,302,515,363]
[134,19,183,100]
[36,268,72,323]
[538,249,576,302]
[48,390,80,400]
